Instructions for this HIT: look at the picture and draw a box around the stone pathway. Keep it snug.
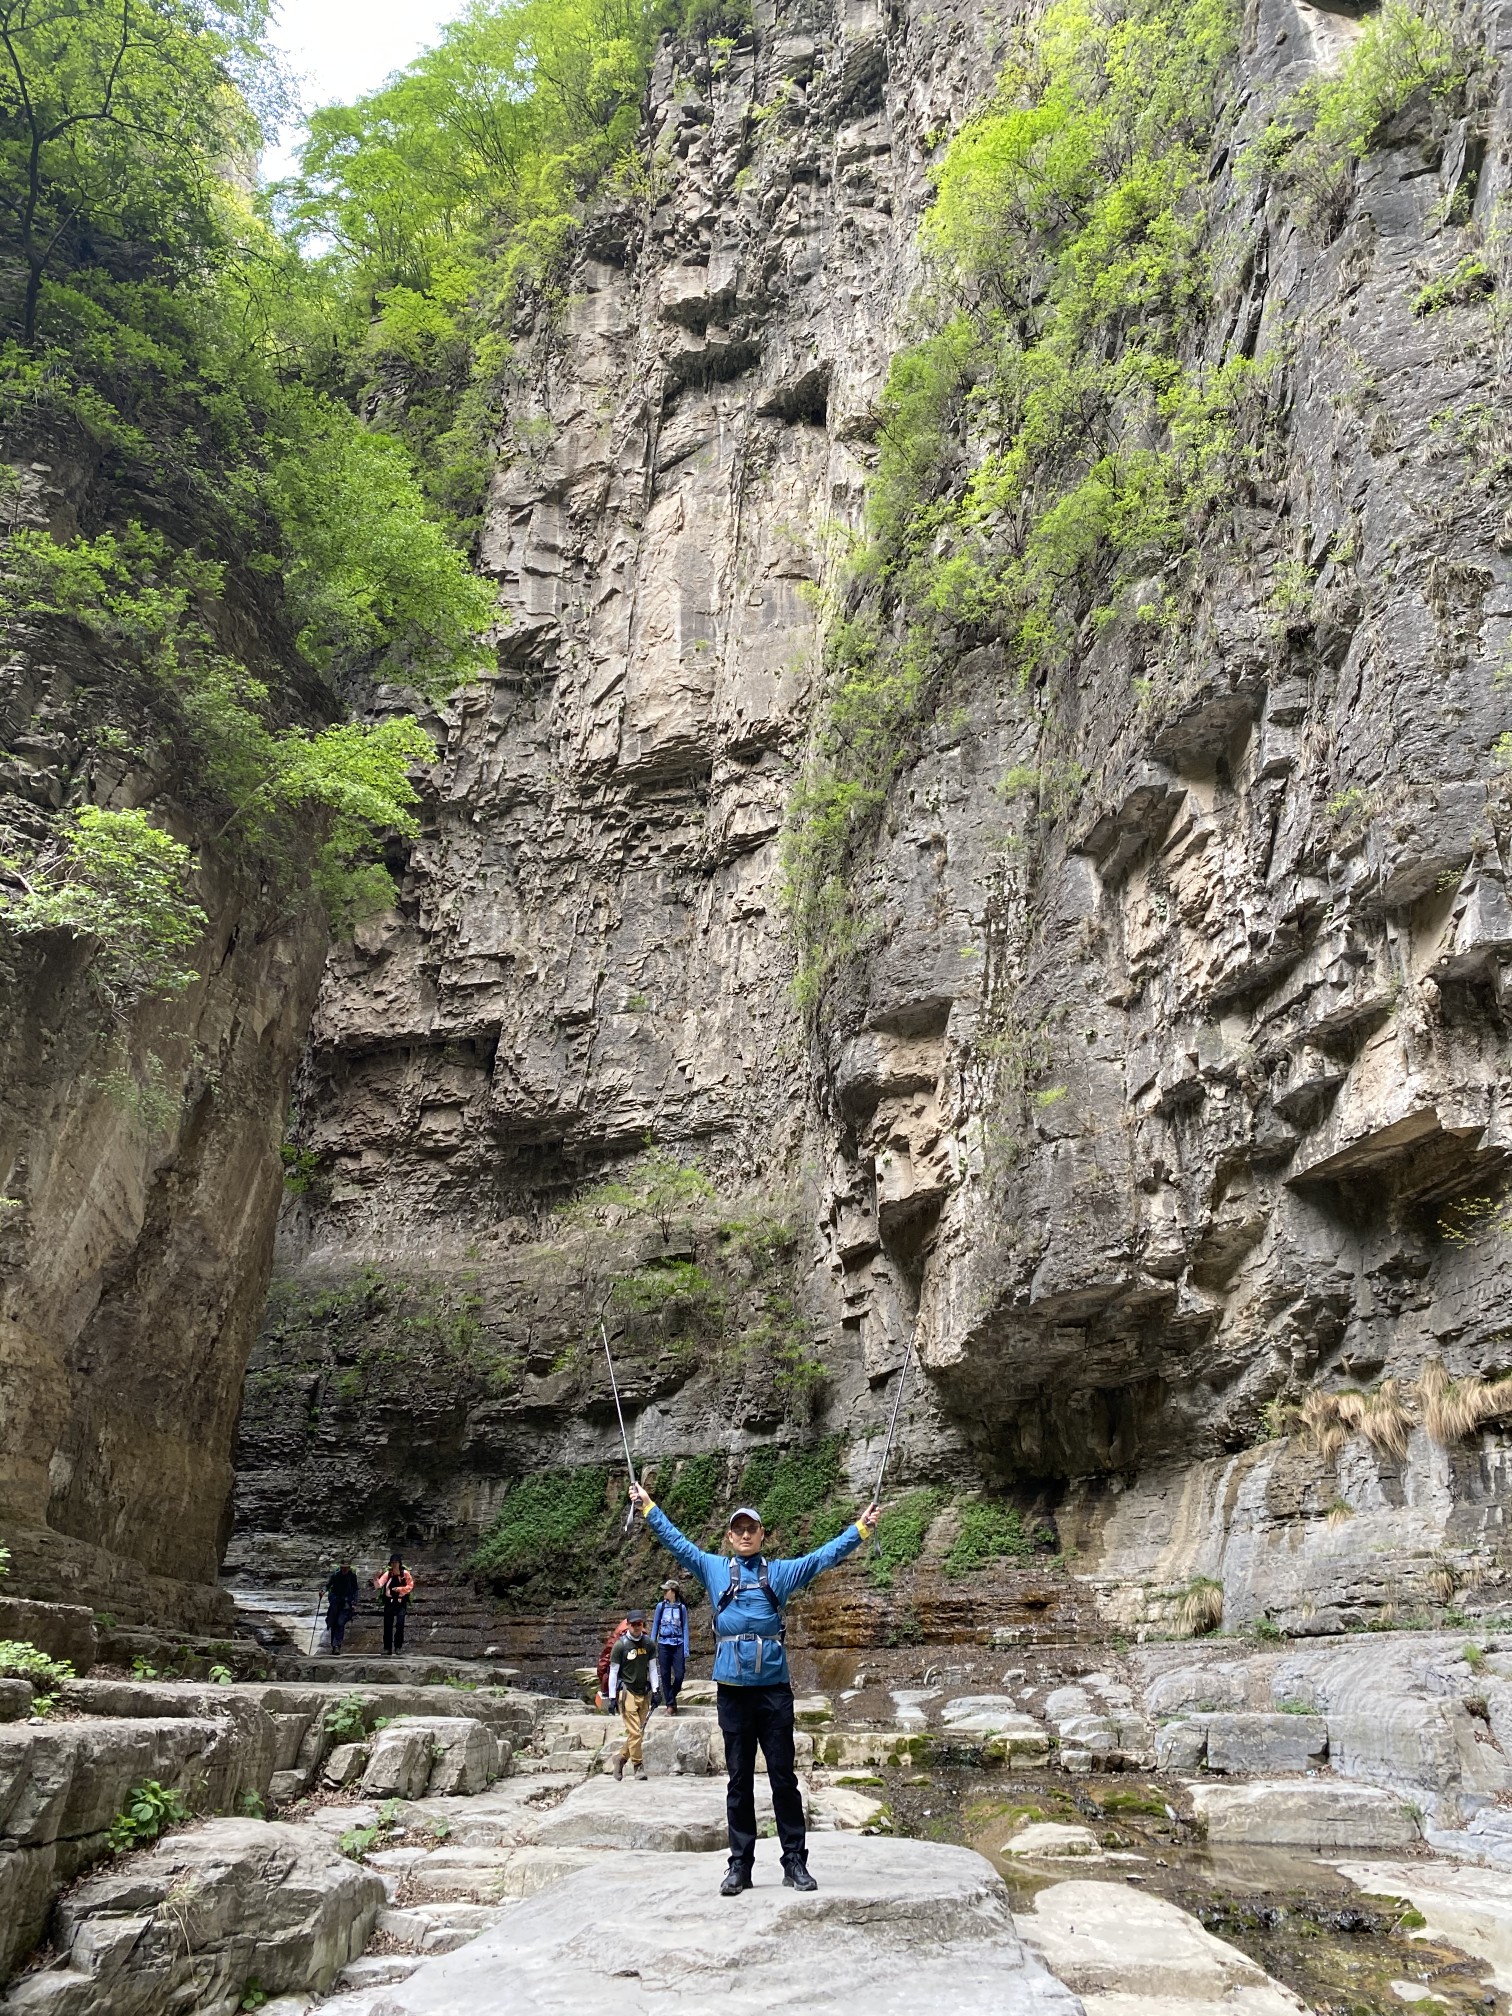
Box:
[317,1837,1082,2015]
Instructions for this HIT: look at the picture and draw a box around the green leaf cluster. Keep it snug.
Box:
[1253,2,1476,237]
[471,1465,616,1590]
[868,1487,945,1589]
[107,1777,190,1852]
[1,807,205,1014]
[734,1436,845,1544]
[0,1636,75,1711]
[782,0,1269,1007]
[0,0,500,992]
[943,1499,1044,1577]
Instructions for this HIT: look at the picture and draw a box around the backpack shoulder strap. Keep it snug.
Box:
[713,1557,783,1620]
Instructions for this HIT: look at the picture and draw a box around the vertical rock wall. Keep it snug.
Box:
[0,444,329,1629]
[250,0,1512,1634]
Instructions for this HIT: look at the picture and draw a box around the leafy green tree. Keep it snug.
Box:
[0,0,279,342]
[1,805,205,1013]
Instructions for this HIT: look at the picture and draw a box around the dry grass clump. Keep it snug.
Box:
[1324,1497,1354,1528]
[1174,1576,1224,1638]
[1298,1389,1351,1461]
[1418,1359,1512,1445]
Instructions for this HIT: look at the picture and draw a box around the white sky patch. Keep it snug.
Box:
[263,0,462,182]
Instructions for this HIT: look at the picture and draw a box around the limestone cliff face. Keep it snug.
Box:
[245,0,1512,1639]
[0,440,329,1629]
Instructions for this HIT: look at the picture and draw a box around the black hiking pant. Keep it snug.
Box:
[717,1682,805,1872]
[656,1642,685,1706]
[382,1599,408,1654]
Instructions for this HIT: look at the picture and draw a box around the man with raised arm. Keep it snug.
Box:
[628,1481,881,1896]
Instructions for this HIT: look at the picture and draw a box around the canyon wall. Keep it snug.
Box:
[238,0,1510,1640]
[0,439,329,1630]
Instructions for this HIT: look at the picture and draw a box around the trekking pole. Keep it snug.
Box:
[870,1328,916,1547]
[600,1320,639,1534]
[308,1587,324,1657]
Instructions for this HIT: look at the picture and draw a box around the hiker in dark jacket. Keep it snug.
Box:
[629,1482,880,1895]
[651,1580,690,1715]
[606,1611,659,1778]
[324,1561,360,1654]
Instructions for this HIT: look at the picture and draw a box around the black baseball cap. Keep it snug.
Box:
[626,1610,647,1624]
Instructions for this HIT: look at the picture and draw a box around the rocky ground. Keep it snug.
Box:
[2,1611,1510,2015]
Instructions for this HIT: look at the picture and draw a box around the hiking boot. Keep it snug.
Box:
[782,1860,818,1892]
[633,1763,647,1779]
[612,1752,626,1781]
[719,1864,753,1897]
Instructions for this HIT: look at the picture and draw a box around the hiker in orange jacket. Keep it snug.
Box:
[373,1553,415,1656]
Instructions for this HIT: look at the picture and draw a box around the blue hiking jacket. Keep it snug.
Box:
[643,1503,866,1687]
[651,1598,690,1658]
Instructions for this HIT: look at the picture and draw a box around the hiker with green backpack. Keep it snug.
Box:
[627,1482,880,1895]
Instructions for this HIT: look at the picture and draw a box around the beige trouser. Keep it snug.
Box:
[620,1689,652,1764]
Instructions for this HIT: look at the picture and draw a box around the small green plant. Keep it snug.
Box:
[1412,253,1494,317]
[208,1664,234,1686]
[323,1692,371,1744]
[241,1789,267,1820]
[1463,1641,1486,1672]
[132,1657,159,1681]
[1252,1616,1284,1643]
[241,1985,269,2012]
[0,1638,75,1712]
[108,1780,190,1852]
[339,1823,381,1860]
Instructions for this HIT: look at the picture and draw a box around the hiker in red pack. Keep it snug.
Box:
[372,1553,414,1656]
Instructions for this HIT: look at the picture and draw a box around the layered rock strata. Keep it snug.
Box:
[238,0,1512,1631]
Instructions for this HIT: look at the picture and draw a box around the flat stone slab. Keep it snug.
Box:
[1021,1878,1308,2012]
[526,1771,776,1852]
[323,1837,1080,2013]
[1005,1823,1103,1860]
[1186,1780,1421,1849]
[1335,1861,1512,1992]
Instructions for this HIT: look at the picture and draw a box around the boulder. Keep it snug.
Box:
[332,1838,1081,2013]
[642,1714,714,1777]
[1204,1713,1327,1776]
[792,1695,833,1727]
[422,1719,499,1797]
[0,1601,96,1675]
[363,1718,495,1802]
[0,1683,32,1723]
[0,1716,271,1980]
[527,1773,767,1853]
[1155,1718,1210,1770]
[1004,1823,1103,1860]
[323,1742,370,1789]
[1187,1780,1421,1848]
[984,1718,1053,1767]
[941,1695,1021,1733]
[1021,1877,1307,2010]
[0,1818,383,2014]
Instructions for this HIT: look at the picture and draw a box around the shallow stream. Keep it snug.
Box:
[877,1764,1508,2016]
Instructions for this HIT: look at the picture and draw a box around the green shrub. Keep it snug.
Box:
[944,1500,1037,1577]
[323,1692,370,1744]
[108,1779,190,1853]
[471,1466,614,1592]
[661,1453,725,1537]
[869,1488,946,1589]
[781,0,1266,1008]
[734,1439,845,1544]
[1254,1,1476,236]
